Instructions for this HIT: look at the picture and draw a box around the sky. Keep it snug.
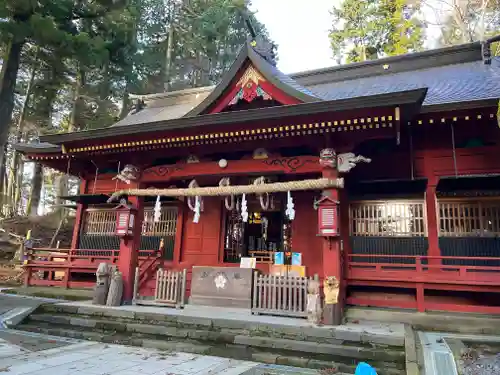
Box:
[249,0,443,75]
[249,0,335,74]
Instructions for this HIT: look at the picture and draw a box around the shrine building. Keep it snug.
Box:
[15,36,500,318]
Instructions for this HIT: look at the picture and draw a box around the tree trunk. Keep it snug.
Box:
[55,173,68,221]
[0,145,6,216]
[27,163,43,216]
[13,163,25,214]
[69,69,83,130]
[6,50,38,215]
[120,87,131,119]
[0,39,25,208]
[97,60,110,120]
[164,25,174,92]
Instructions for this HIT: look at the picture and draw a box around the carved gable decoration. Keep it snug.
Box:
[229,65,273,106]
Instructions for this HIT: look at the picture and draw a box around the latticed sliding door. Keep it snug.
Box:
[79,208,120,255]
[438,199,500,266]
[78,205,179,260]
[141,206,178,260]
[349,200,428,263]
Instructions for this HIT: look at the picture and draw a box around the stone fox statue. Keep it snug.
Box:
[93,263,112,305]
[324,276,340,305]
[306,278,322,325]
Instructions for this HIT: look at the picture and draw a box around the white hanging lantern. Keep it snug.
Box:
[193,196,201,224]
[286,191,295,221]
[153,195,161,223]
[241,194,248,223]
[187,179,203,213]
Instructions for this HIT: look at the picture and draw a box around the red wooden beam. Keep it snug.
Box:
[142,156,321,183]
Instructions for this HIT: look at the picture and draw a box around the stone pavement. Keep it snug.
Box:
[0,293,56,328]
[0,293,48,316]
[0,338,320,375]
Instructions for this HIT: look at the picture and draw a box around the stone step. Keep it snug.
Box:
[16,322,405,375]
[38,303,405,347]
[346,307,500,335]
[25,313,405,365]
[241,364,350,375]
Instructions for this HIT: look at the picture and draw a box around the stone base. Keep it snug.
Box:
[189,266,253,310]
[323,304,343,326]
[188,296,251,309]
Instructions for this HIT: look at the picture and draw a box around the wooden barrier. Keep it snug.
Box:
[252,272,311,318]
[134,268,187,308]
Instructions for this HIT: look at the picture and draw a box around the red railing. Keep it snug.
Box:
[23,248,161,289]
[346,254,500,314]
[347,254,500,286]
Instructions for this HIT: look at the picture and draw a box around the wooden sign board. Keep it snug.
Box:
[240,257,257,269]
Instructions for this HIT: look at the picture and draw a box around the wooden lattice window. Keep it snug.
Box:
[82,208,116,235]
[142,206,178,236]
[350,200,426,237]
[439,199,500,237]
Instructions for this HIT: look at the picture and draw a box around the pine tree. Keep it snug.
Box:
[329,0,424,63]
[0,0,133,175]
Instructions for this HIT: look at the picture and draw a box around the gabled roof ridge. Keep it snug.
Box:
[291,41,483,86]
[185,41,321,116]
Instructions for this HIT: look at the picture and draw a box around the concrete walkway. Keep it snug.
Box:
[0,336,327,375]
[0,338,262,375]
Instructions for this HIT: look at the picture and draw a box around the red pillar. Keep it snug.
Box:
[423,150,441,263]
[426,177,441,261]
[118,194,144,304]
[321,165,344,325]
[71,180,88,250]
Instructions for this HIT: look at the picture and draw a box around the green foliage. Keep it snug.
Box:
[329,0,424,63]
[1,0,271,136]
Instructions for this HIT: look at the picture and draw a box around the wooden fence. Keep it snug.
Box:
[134,267,187,308]
[252,272,314,318]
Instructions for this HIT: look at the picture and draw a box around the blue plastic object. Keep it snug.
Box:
[355,362,377,375]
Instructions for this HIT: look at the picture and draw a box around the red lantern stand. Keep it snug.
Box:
[115,198,143,303]
[318,165,343,325]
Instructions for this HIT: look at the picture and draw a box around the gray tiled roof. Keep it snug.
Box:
[111,86,212,127]
[266,62,321,99]
[248,46,321,99]
[13,142,61,153]
[304,57,500,106]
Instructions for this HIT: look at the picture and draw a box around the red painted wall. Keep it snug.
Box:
[181,197,223,266]
[85,176,129,195]
[291,192,323,277]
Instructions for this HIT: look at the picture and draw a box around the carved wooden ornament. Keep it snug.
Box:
[319,149,337,169]
[113,164,140,184]
[337,153,371,173]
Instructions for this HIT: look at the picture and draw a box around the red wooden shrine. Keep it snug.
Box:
[15,37,500,315]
